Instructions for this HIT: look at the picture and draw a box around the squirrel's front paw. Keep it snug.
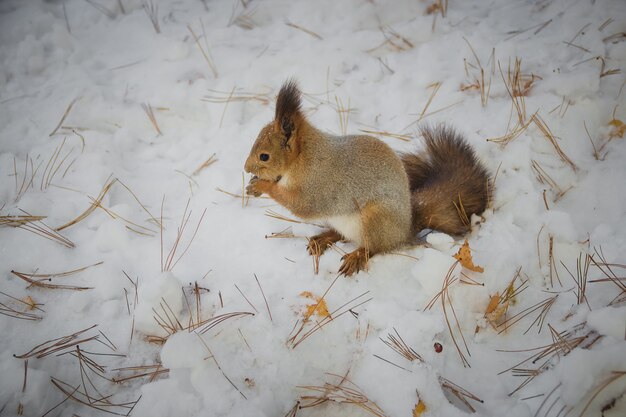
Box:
[246,177,269,197]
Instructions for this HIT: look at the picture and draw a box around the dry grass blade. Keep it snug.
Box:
[561,253,591,308]
[0,291,43,321]
[13,153,43,201]
[115,178,161,227]
[286,21,322,40]
[203,87,271,105]
[254,274,273,322]
[151,298,184,339]
[498,326,590,396]
[299,374,389,417]
[161,199,207,272]
[290,292,371,348]
[531,160,571,203]
[11,262,102,291]
[424,261,471,367]
[547,234,562,287]
[227,0,256,30]
[583,121,601,160]
[234,283,259,313]
[486,116,533,145]
[83,0,116,19]
[49,376,141,416]
[265,209,323,227]
[141,103,162,136]
[197,311,255,334]
[462,38,491,107]
[50,97,79,136]
[187,23,218,77]
[531,114,578,172]
[142,0,160,34]
[193,153,218,176]
[498,60,527,125]
[381,328,423,362]
[112,364,169,383]
[496,295,558,334]
[40,137,76,191]
[439,376,484,413]
[602,32,626,44]
[182,282,210,331]
[284,401,300,417]
[15,324,99,359]
[56,177,116,231]
[195,333,248,399]
[5,209,75,248]
[334,95,352,136]
[381,25,414,51]
[589,247,626,306]
[265,226,297,239]
[417,82,442,121]
[288,275,372,349]
[506,19,553,40]
[0,215,46,227]
[358,129,412,142]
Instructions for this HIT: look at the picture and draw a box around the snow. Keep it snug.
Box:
[1,0,626,416]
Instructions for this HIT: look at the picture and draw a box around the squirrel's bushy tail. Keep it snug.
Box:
[401,125,491,236]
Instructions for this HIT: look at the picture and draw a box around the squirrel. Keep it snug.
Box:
[244,80,491,276]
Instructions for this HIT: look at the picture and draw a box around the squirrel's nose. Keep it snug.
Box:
[244,157,253,173]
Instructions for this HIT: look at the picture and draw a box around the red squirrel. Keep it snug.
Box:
[245,80,490,276]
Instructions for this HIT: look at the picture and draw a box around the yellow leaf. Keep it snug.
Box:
[484,294,500,315]
[486,301,509,326]
[23,296,37,311]
[300,291,330,322]
[413,400,427,417]
[609,119,626,138]
[453,239,484,273]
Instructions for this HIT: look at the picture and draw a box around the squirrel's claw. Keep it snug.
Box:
[338,248,369,277]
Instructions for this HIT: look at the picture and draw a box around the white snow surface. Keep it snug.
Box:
[1,0,626,416]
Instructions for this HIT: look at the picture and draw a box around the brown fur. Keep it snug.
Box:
[245,81,490,276]
[401,125,491,236]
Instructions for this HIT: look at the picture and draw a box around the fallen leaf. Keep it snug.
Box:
[453,239,484,273]
[486,301,509,327]
[23,296,37,311]
[426,3,440,15]
[484,294,500,315]
[300,291,330,322]
[413,399,427,416]
[609,119,625,138]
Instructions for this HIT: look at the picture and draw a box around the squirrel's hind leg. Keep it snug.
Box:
[339,247,370,276]
[337,201,411,276]
[307,229,342,257]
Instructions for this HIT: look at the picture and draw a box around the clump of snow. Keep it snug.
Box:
[1,0,625,416]
[134,272,184,335]
[427,232,455,252]
[587,306,626,339]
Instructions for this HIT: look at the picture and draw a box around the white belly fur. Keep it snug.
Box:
[324,213,363,246]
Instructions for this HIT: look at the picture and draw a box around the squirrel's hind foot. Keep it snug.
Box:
[339,247,370,277]
[307,230,342,257]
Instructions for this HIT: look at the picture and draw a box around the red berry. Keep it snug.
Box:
[434,342,443,353]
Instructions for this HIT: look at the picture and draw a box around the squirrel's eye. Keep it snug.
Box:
[260,153,270,162]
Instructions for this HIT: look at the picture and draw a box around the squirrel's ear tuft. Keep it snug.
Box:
[275,79,302,141]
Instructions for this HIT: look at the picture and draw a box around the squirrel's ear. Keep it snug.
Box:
[275,79,303,143]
